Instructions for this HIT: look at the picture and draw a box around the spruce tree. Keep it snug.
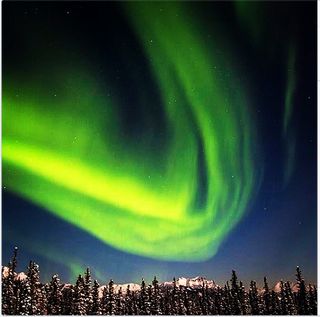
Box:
[308,284,317,315]
[115,287,124,315]
[150,276,161,315]
[171,277,179,314]
[2,247,18,315]
[183,287,192,315]
[26,261,43,315]
[177,285,187,315]
[213,287,222,315]
[72,274,86,315]
[249,280,259,315]
[101,285,108,315]
[284,281,296,315]
[47,274,62,315]
[84,268,93,314]
[14,279,24,315]
[61,285,74,315]
[131,291,139,315]
[224,282,232,314]
[124,284,133,315]
[139,278,148,314]
[19,277,32,315]
[230,270,241,315]
[90,280,100,315]
[279,280,289,315]
[263,276,271,314]
[146,284,153,314]
[39,284,48,315]
[162,286,172,315]
[239,280,248,314]
[107,279,116,315]
[206,286,216,315]
[296,266,308,314]
[199,281,208,315]
[270,290,280,315]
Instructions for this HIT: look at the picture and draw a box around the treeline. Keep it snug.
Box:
[1,248,317,315]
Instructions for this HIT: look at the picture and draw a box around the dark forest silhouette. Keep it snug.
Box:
[2,248,317,315]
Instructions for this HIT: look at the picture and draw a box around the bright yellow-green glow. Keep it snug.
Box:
[3,2,258,261]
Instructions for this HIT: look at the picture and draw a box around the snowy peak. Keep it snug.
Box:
[98,283,141,298]
[2,266,9,278]
[160,276,216,288]
[16,272,27,281]
[114,282,140,292]
[1,266,27,281]
[189,276,216,287]
[2,266,310,295]
[96,276,216,297]
[273,281,301,293]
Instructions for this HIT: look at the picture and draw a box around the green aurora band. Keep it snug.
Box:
[282,47,296,187]
[3,2,259,261]
[234,1,297,188]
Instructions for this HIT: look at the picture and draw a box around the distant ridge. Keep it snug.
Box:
[1,266,308,293]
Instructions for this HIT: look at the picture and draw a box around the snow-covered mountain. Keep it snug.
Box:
[273,281,300,293]
[16,272,27,281]
[2,266,27,281]
[2,266,305,294]
[2,266,10,278]
[98,283,141,298]
[161,276,216,288]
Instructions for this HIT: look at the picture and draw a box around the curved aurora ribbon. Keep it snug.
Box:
[3,2,258,261]
[234,1,297,187]
[282,47,296,187]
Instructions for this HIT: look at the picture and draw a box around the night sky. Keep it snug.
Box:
[2,1,317,287]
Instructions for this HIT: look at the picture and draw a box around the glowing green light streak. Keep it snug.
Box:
[234,0,297,188]
[3,2,258,261]
[283,48,296,135]
[283,47,296,186]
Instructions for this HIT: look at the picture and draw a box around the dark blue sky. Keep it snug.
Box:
[2,1,317,287]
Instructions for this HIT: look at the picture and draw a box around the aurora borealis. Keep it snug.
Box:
[3,1,317,285]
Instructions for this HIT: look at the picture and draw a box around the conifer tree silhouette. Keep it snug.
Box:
[296,266,308,314]
[1,248,317,315]
[91,280,100,315]
[47,274,62,315]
